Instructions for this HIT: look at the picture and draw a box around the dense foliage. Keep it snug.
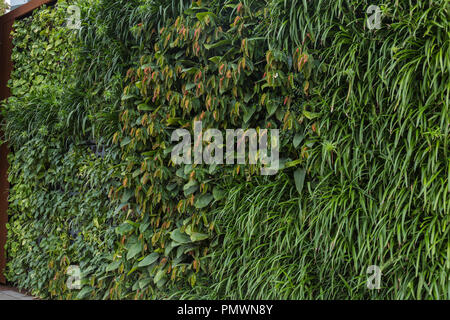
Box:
[0,1,8,15]
[1,0,449,299]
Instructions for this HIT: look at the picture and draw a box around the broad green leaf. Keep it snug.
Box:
[106,260,121,272]
[137,103,152,111]
[266,101,278,117]
[243,107,255,123]
[185,83,196,90]
[154,270,166,284]
[121,94,135,101]
[213,187,226,201]
[195,194,214,209]
[190,232,209,242]
[170,229,191,244]
[196,12,217,23]
[293,133,304,148]
[204,40,232,50]
[126,242,142,260]
[76,287,93,299]
[120,189,133,203]
[120,137,131,147]
[116,223,134,235]
[303,110,320,120]
[294,168,306,195]
[208,56,222,64]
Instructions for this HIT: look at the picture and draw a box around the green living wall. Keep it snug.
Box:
[1,0,449,299]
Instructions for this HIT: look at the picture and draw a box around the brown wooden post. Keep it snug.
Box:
[0,0,56,284]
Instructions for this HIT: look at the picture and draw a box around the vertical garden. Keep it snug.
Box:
[1,0,449,299]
